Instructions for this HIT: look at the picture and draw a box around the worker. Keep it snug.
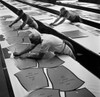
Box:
[49,7,82,26]
[13,29,76,60]
[9,9,38,30]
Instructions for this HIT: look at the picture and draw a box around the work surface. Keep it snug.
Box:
[0,1,100,97]
[5,55,100,97]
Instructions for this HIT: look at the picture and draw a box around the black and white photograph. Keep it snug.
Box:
[0,0,100,97]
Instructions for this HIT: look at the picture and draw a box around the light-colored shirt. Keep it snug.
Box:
[40,34,65,53]
[30,33,75,59]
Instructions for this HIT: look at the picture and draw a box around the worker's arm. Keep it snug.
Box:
[21,52,45,60]
[49,16,61,26]
[52,17,66,26]
[9,16,21,27]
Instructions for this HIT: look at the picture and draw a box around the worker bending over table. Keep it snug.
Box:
[50,7,82,26]
[9,9,38,30]
[13,29,76,60]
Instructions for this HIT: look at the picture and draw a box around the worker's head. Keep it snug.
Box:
[60,7,68,15]
[29,29,42,45]
[60,7,66,13]
[17,9,24,16]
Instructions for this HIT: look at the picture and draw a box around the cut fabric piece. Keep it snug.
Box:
[65,88,95,97]
[7,43,31,53]
[3,29,18,38]
[1,25,14,32]
[62,30,88,38]
[54,23,79,32]
[38,55,64,68]
[6,36,23,45]
[6,36,30,45]
[0,20,17,35]
[47,66,84,91]
[15,68,48,91]
[0,20,13,27]
[12,58,37,70]
[26,88,60,97]
[1,20,22,31]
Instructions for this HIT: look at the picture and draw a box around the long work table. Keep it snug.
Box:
[4,51,100,97]
[0,44,100,97]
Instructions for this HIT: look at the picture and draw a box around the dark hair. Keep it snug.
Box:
[60,7,69,16]
[60,7,66,12]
